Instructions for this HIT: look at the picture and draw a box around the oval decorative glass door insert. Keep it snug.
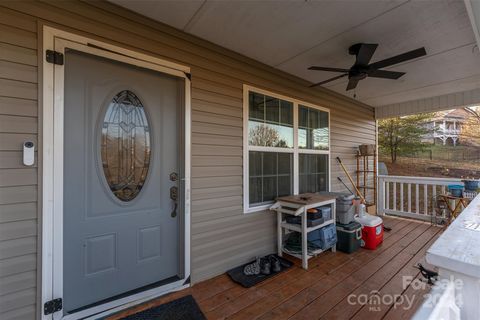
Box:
[101,90,151,201]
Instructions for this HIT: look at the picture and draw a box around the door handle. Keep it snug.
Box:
[171,202,178,218]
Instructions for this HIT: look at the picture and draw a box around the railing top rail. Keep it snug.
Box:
[378,175,463,183]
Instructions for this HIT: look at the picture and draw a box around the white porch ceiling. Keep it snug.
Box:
[111,0,480,112]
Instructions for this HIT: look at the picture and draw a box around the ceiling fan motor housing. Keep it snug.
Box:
[349,66,368,80]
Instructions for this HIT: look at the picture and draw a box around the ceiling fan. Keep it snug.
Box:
[308,43,427,91]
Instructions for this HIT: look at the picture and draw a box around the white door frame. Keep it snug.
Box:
[41,26,192,320]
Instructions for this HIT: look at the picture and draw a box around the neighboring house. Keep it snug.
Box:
[1,1,480,320]
[424,108,472,146]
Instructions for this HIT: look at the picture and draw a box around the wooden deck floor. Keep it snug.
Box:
[109,216,442,320]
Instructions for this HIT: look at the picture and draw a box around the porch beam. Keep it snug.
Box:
[375,88,480,119]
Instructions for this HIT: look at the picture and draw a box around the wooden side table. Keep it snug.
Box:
[270,193,337,270]
[438,194,469,225]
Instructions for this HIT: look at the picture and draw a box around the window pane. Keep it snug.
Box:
[249,151,292,207]
[249,177,262,205]
[265,96,279,123]
[278,176,291,197]
[298,105,329,150]
[299,154,328,194]
[278,153,291,174]
[248,91,293,148]
[249,151,262,176]
[280,100,293,126]
[249,92,264,121]
[101,90,151,202]
[263,152,277,176]
[263,177,277,202]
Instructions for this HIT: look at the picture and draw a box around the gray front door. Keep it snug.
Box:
[63,50,183,313]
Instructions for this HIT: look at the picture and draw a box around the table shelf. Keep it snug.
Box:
[282,244,336,260]
[281,219,335,233]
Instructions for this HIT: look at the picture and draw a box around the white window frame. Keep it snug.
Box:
[243,85,331,213]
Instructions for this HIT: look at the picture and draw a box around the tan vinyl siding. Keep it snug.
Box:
[0,1,375,318]
[0,5,39,320]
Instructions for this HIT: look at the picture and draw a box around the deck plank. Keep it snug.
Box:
[351,230,441,320]
[321,225,442,319]
[105,217,440,320]
[285,223,431,319]
[382,251,439,320]
[252,219,417,320]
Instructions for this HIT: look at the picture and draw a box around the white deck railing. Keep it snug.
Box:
[412,279,460,320]
[377,175,463,222]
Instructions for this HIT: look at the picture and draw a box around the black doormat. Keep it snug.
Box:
[120,295,205,320]
[227,255,294,288]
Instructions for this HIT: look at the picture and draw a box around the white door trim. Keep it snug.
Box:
[41,25,191,320]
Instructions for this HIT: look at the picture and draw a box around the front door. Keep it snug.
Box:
[62,50,183,313]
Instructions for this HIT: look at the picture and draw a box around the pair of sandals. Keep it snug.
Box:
[243,255,282,276]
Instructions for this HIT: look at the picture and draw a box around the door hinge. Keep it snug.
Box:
[46,50,64,65]
[44,298,62,315]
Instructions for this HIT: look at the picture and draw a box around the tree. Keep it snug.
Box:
[460,107,480,146]
[249,124,288,147]
[378,113,434,163]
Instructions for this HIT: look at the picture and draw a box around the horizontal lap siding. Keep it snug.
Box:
[0,6,38,320]
[0,1,375,318]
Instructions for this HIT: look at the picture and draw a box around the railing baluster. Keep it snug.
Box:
[408,183,412,213]
[393,182,397,211]
[400,183,404,212]
[424,184,428,215]
[386,182,390,210]
[416,184,419,214]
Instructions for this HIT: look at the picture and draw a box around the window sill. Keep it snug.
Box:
[244,204,272,214]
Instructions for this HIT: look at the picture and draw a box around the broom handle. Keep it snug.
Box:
[336,157,366,203]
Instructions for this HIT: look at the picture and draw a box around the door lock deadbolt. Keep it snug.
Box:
[169,172,178,182]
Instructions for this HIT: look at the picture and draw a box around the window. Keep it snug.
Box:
[101,90,151,202]
[244,86,330,213]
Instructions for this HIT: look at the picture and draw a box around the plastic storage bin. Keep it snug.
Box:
[316,206,332,221]
[308,224,337,250]
[336,221,362,253]
[336,205,356,225]
[355,214,383,250]
[285,215,325,227]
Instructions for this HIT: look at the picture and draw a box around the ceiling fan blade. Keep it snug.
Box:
[368,47,426,70]
[346,78,359,91]
[308,66,350,73]
[310,73,348,88]
[368,69,405,79]
[356,43,378,65]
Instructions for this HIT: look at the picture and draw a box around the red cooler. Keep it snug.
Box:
[355,214,383,250]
